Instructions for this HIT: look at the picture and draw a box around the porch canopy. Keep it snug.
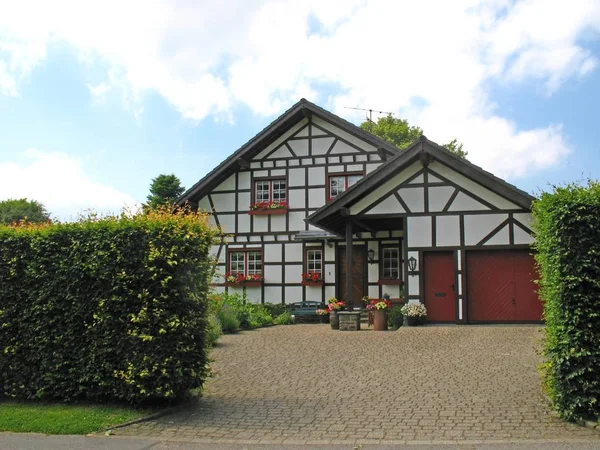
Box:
[306,136,534,309]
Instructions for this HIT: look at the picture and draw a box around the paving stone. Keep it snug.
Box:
[112,325,600,444]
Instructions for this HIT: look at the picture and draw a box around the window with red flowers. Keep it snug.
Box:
[228,250,262,277]
[254,178,287,203]
[328,173,363,200]
[302,248,324,284]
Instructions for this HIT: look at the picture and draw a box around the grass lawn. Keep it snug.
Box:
[0,401,153,435]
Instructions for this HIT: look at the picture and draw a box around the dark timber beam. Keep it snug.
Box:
[345,219,354,311]
[377,147,391,161]
[301,106,312,119]
[237,158,250,169]
[339,208,375,233]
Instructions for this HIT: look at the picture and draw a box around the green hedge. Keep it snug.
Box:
[0,209,217,405]
[532,182,600,421]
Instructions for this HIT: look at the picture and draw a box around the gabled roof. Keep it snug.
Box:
[306,135,536,236]
[177,98,402,205]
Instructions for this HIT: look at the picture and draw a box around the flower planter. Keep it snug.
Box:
[329,311,340,330]
[406,316,425,326]
[373,310,388,331]
[301,280,324,287]
[249,208,288,215]
[378,279,403,285]
[224,281,262,287]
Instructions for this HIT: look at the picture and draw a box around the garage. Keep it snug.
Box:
[466,250,542,323]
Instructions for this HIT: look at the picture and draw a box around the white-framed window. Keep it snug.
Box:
[306,249,323,274]
[328,173,363,199]
[229,250,262,276]
[382,248,400,279]
[254,179,287,203]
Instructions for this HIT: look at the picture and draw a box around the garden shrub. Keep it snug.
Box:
[388,305,404,329]
[217,305,240,333]
[205,315,222,347]
[532,181,600,421]
[273,311,294,325]
[0,208,218,405]
[212,292,274,329]
[263,302,288,318]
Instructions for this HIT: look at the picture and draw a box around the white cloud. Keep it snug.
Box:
[0,0,599,178]
[0,149,137,220]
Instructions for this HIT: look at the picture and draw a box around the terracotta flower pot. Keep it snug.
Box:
[330,311,340,330]
[373,309,388,331]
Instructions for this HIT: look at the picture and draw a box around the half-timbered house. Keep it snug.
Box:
[178,99,541,323]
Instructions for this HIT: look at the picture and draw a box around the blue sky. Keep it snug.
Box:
[1,0,599,219]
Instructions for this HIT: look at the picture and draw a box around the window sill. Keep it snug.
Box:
[301,280,324,287]
[378,279,403,285]
[249,208,288,215]
[224,281,263,287]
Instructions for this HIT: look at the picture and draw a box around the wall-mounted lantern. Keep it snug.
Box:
[407,256,418,273]
[367,248,375,264]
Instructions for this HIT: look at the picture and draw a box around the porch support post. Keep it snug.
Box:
[345,219,354,311]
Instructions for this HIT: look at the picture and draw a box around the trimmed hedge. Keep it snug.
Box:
[532,182,600,421]
[0,209,217,405]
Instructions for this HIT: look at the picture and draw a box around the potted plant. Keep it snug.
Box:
[243,273,263,287]
[366,296,393,331]
[327,297,345,330]
[249,201,288,215]
[316,308,329,323]
[301,272,324,286]
[224,272,263,287]
[401,302,427,326]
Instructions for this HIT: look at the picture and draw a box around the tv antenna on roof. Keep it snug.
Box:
[344,106,394,131]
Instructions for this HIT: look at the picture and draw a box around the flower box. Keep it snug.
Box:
[224,281,262,287]
[378,279,403,285]
[301,280,324,287]
[249,208,288,215]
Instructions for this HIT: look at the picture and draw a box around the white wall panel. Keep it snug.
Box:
[245,287,262,304]
[288,168,305,186]
[264,265,283,284]
[218,214,236,233]
[513,225,534,244]
[436,215,460,247]
[346,164,362,172]
[288,212,306,231]
[305,287,323,302]
[330,141,358,154]
[288,139,309,157]
[484,225,510,245]
[381,285,400,299]
[267,145,293,159]
[213,285,226,294]
[264,243,283,262]
[514,213,533,229]
[341,155,354,163]
[457,250,462,270]
[407,216,432,247]
[228,286,244,297]
[368,286,379,299]
[464,214,508,246]
[253,215,268,232]
[238,213,250,233]
[429,162,520,210]
[328,165,344,173]
[368,262,379,283]
[409,174,423,184]
[448,192,489,211]
[253,118,308,160]
[308,188,325,208]
[271,214,286,232]
[311,137,335,155]
[285,286,302,303]
[325,245,335,261]
[253,170,268,177]
[366,163,381,174]
[308,167,325,185]
[237,192,250,212]
[324,264,336,283]
[271,169,285,176]
[428,186,455,212]
[288,189,306,209]
[312,116,376,152]
[214,175,235,191]
[398,187,425,213]
[197,196,212,213]
[364,195,405,215]
[211,193,236,212]
[325,285,336,301]
[311,125,327,136]
[264,286,282,304]
[408,275,420,295]
[294,125,309,137]
[285,243,303,261]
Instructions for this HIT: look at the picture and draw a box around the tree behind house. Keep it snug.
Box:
[145,174,185,209]
[360,114,468,158]
[0,198,50,224]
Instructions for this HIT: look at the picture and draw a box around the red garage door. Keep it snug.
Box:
[466,250,542,323]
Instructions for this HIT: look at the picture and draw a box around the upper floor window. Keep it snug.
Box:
[255,178,287,203]
[328,173,363,199]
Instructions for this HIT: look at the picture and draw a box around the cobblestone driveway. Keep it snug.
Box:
[115,325,599,445]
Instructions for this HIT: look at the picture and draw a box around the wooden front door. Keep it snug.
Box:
[338,245,366,306]
[423,251,456,322]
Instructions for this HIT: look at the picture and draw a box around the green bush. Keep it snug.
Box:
[0,208,217,405]
[212,292,273,329]
[532,181,600,421]
[263,303,288,318]
[205,315,222,347]
[217,305,240,333]
[388,305,404,329]
[273,311,294,325]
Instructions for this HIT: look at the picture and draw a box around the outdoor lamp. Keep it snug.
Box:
[367,248,375,264]
[408,256,418,272]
